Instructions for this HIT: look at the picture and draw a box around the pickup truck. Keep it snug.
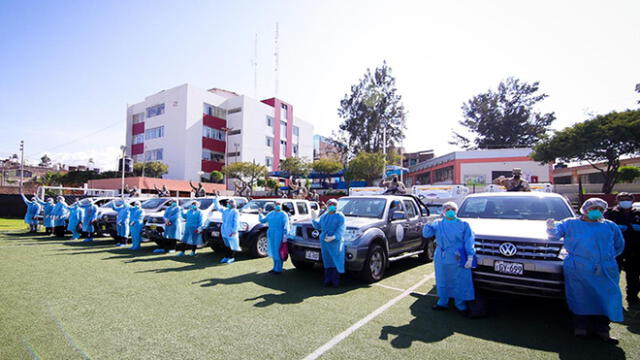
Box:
[287,194,433,283]
[457,192,575,298]
[96,197,153,238]
[203,198,319,257]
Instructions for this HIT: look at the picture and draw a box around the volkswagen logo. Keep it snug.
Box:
[499,242,518,257]
[311,230,320,238]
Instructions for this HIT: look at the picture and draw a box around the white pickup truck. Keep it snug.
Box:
[203,198,319,257]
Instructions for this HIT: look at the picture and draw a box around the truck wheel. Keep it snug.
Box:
[250,231,269,258]
[418,238,435,263]
[210,242,226,253]
[360,244,387,283]
[292,259,314,270]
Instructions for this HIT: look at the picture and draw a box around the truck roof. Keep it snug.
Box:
[464,192,565,199]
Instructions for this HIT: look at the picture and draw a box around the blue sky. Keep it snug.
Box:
[1,0,639,170]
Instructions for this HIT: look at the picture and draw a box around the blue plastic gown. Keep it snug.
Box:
[52,201,70,227]
[37,199,55,228]
[111,202,130,238]
[129,206,144,248]
[549,218,625,322]
[259,210,289,271]
[181,208,204,246]
[79,203,99,233]
[422,218,476,302]
[213,199,241,251]
[21,194,40,225]
[312,212,346,273]
[163,204,183,240]
[66,204,83,238]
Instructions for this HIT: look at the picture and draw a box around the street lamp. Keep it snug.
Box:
[221,127,233,188]
[120,145,126,199]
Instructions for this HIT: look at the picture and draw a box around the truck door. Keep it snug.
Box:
[386,200,410,255]
[402,199,423,250]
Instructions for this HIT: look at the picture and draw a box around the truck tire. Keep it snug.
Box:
[418,238,435,263]
[360,243,387,283]
[291,259,314,270]
[210,242,226,253]
[250,231,269,258]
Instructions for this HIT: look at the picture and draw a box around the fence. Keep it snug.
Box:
[0,194,88,218]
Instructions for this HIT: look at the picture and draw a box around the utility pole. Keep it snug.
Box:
[120,145,126,199]
[382,122,387,180]
[19,140,24,192]
[222,127,232,188]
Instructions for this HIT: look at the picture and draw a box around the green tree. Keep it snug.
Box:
[39,154,52,167]
[344,152,385,185]
[617,165,640,183]
[133,161,168,178]
[60,170,101,186]
[311,158,343,176]
[279,157,311,178]
[338,61,406,156]
[452,77,556,149]
[37,171,63,186]
[222,161,267,196]
[385,147,402,166]
[532,110,640,193]
[210,170,224,183]
[636,83,640,104]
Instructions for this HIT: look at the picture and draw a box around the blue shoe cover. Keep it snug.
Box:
[82,238,93,243]
[152,248,165,254]
[176,252,186,257]
[220,257,228,263]
[225,258,235,264]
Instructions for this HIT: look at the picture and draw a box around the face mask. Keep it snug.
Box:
[619,201,632,209]
[275,205,282,211]
[587,209,603,221]
[445,210,456,219]
[226,204,231,209]
[328,205,337,212]
[191,205,197,210]
[169,202,176,207]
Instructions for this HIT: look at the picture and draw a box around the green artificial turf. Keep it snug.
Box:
[0,218,25,230]
[0,227,638,360]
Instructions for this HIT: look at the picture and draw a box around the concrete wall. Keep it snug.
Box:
[460,160,551,183]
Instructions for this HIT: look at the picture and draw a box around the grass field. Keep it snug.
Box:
[1,223,638,359]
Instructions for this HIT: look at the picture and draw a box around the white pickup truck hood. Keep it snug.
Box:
[463,218,550,241]
[207,211,260,227]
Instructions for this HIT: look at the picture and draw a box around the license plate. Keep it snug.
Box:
[305,250,320,261]
[494,261,524,275]
[212,231,220,237]
[149,225,157,230]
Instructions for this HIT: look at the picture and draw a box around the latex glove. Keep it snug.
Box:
[632,224,640,232]
[546,219,556,230]
[130,222,134,226]
[618,224,629,232]
[325,235,336,243]
[464,256,474,269]
[166,220,172,226]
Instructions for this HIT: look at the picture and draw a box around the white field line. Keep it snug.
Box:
[372,283,407,292]
[303,272,436,360]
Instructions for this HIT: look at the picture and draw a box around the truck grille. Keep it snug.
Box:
[207,222,222,230]
[103,214,116,222]
[474,238,562,261]
[294,226,320,240]
[146,217,164,224]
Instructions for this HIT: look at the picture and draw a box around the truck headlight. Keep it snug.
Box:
[343,228,363,242]
[239,222,249,231]
[558,246,568,260]
[288,225,298,238]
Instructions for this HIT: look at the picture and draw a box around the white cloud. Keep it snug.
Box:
[28,146,122,172]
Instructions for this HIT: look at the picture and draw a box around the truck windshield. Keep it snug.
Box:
[241,200,275,214]
[457,196,573,221]
[338,198,387,218]
[141,198,166,209]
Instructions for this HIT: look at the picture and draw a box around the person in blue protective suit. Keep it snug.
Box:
[259,203,290,274]
[51,196,70,237]
[110,199,131,247]
[128,201,144,250]
[177,200,204,256]
[312,198,346,286]
[547,197,625,344]
[78,198,99,242]
[21,193,41,232]
[36,196,56,235]
[66,201,83,240]
[158,199,183,253]
[422,201,476,315]
[213,197,240,263]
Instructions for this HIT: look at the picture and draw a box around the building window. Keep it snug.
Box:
[491,171,513,180]
[266,157,273,167]
[554,176,572,184]
[266,136,273,147]
[145,149,163,161]
[202,149,225,162]
[280,121,287,137]
[434,166,454,183]
[203,103,227,119]
[293,144,299,156]
[228,129,241,136]
[266,116,274,127]
[227,151,240,158]
[145,126,164,140]
[132,134,144,145]
[293,126,299,136]
[227,107,242,114]
[280,103,288,120]
[203,126,225,141]
[146,104,165,118]
[132,113,144,124]
[280,140,287,158]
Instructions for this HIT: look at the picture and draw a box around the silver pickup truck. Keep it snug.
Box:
[457,192,575,298]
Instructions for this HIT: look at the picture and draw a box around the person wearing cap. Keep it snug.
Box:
[259,202,290,274]
[493,168,531,192]
[128,201,144,250]
[547,198,625,343]
[110,199,131,247]
[20,193,41,233]
[422,201,476,314]
[51,196,70,237]
[311,198,346,286]
[36,196,56,235]
[178,200,205,256]
[78,198,99,242]
[605,192,640,305]
[213,198,240,263]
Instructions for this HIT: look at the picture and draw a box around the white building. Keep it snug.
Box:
[125,84,314,182]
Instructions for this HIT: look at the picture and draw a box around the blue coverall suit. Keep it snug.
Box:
[259,210,289,273]
[312,211,346,286]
